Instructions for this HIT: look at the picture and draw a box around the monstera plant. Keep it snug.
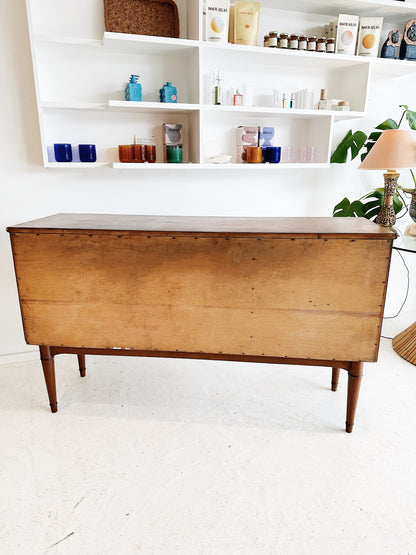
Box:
[331,104,416,220]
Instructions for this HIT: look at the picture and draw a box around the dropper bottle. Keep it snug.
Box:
[215,71,223,105]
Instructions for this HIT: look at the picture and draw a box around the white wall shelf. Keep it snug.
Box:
[260,0,416,18]
[42,101,107,111]
[107,100,199,114]
[26,0,415,169]
[103,32,199,56]
[111,162,329,170]
[46,162,110,168]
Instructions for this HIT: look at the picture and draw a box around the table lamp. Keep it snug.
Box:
[359,129,416,227]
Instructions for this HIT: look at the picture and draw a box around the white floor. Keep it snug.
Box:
[1,338,416,555]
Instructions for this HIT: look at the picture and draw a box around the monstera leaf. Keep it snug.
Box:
[333,198,366,217]
[333,189,403,220]
[331,105,416,164]
[330,130,367,163]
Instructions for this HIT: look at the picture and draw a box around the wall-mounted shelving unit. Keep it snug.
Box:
[26,0,416,170]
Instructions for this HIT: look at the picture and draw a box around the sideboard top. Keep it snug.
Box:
[7,213,395,239]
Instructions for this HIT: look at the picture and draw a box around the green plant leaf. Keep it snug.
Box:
[333,190,404,221]
[406,109,416,130]
[330,130,353,163]
[361,133,381,161]
[360,190,403,221]
[372,188,403,215]
[376,118,399,130]
[330,130,367,163]
[368,131,382,141]
[361,196,383,220]
[333,198,366,217]
[349,131,367,159]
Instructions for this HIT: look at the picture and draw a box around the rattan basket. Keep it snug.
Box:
[104,0,180,38]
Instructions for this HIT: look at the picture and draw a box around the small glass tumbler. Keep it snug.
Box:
[54,143,72,162]
[264,146,281,163]
[246,146,262,163]
[118,145,133,163]
[132,144,146,163]
[166,145,182,163]
[305,146,317,163]
[296,146,308,163]
[146,144,156,163]
[79,144,96,163]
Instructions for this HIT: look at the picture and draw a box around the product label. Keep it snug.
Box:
[207,6,229,12]
[336,14,359,55]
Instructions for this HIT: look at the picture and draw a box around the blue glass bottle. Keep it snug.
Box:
[125,75,142,102]
[159,82,177,103]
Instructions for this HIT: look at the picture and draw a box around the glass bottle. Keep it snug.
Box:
[269,31,278,47]
[289,34,299,49]
[279,33,289,48]
[318,89,328,110]
[317,37,327,53]
[298,35,307,50]
[326,37,336,54]
[307,36,317,52]
[214,71,223,105]
[233,88,243,106]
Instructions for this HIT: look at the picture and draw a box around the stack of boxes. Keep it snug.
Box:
[236,126,259,163]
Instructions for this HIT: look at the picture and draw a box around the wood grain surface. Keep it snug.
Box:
[7,214,395,239]
[10,231,392,362]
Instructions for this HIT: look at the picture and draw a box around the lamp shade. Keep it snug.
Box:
[359,129,416,170]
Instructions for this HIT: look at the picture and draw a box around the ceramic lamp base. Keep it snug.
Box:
[375,170,399,227]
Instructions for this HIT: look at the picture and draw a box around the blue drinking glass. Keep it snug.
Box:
[78,144,97,163]
[54,143,72,162]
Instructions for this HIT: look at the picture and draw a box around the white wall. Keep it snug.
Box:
[1,2,415,357]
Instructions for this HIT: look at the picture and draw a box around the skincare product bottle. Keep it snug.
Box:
[233,88,243,106]
[326,37,335,53]
[215,71,223,105]
[335,100,350,112]
[269,31,278,47]
[125,75,142,102]
[159,81,177,103]
[298,35,307,50]
[272,89,280,107]
[282,93,288,109]
[318,89,328,110]
[289,93,294,108]
[242,84,253,107]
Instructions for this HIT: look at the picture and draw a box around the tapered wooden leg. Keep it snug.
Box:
[345,362,363,433]
[331,367,341,392]
[39,346,58,413]
[77,354,86,377]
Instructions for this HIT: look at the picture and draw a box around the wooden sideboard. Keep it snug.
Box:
[7,214,395,432]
